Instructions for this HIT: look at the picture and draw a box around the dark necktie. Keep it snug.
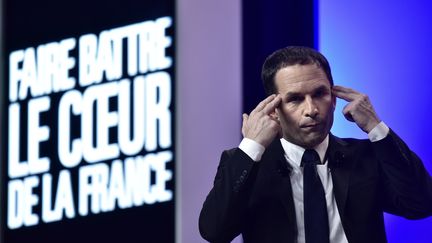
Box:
[302,149,330,243]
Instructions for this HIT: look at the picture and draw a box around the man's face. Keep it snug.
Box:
[274,64,335,148]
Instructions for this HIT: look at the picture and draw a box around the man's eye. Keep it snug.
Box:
[314,89,327,98]
[287,96,302,103]
[314,91,323,97]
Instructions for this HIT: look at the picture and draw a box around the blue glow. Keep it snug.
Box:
[318,1,432,242]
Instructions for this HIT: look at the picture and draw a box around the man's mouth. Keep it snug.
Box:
[300,123,321,129]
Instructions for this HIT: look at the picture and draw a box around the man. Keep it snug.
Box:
[199,46,432,243]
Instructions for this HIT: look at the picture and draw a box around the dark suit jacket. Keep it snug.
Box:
[199,130,432,243]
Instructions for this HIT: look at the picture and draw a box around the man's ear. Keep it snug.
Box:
[331,93,336,111]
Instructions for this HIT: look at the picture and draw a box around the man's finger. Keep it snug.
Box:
[333,85,356,91]
[332,89,355,102]
[332,86,361,102]
[262,95,281,115]
[242,113,248,137]
[342,103,355,122]
[252,94,277,114]
[242,113,249,121]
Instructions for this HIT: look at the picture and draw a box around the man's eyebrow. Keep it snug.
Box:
[314,85,330,92]
[283,91,301,98]
[283,85,330,97]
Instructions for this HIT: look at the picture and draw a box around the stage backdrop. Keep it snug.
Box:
[319,0,432,242]
[1,0,175,242]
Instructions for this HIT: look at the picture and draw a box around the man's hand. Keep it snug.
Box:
[242,94,282,148]
[332,85,381,133]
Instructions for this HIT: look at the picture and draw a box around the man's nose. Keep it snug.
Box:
[304,97,318,118]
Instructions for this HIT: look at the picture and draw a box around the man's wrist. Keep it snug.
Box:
[368,121,390,142]
[239,138,265,162]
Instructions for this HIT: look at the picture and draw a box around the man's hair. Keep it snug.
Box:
[261,46,334,95]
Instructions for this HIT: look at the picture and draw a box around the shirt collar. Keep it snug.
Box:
[280,135,329,167]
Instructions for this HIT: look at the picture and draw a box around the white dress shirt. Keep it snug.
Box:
[238,122,389,243]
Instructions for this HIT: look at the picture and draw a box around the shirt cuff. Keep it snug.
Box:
[368,121,390,142]
[238,138,265,162]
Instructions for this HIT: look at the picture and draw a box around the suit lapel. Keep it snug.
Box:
[327,134,355,220]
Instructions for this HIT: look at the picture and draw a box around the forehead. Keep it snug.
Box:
[274,64,330,94]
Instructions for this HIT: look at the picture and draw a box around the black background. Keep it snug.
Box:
[1,0,176,242]
[242,0,316,114]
